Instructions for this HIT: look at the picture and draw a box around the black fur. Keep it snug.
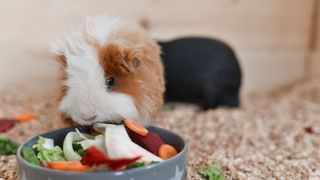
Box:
[159,37,242,109]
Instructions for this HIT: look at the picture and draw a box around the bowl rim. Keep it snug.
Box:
[17,125,188,175]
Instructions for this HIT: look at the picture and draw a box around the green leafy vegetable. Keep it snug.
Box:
[0,133,20,155]
[197,164,224,180]
[22,146,39,165]
[126,161,159,169]
[126,162,145,169]
[150,161,159,164]
[32,136,65,161]
[72,143,85,156]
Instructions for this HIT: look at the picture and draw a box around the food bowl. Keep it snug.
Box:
[17,126,188,180]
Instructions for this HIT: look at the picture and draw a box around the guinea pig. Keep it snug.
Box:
[158,37,242,110]
[49,15,165,125]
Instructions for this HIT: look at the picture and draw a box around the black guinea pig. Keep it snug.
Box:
[158,37,242,110]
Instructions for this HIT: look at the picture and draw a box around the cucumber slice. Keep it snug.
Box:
[22,146,39,165]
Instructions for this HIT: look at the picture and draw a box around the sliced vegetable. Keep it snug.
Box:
[104,124,163,162]
[198,164,224,180]
[22,146,39,165]
[0,134,20,155]
[124,119,149,136]
[72,144,85,156]
[81,146,140,170]
[158,144,177,160]
[63,132,92,161]
[78,134,106,153]
[0,119,16,132]
[32,136,65,161]
[47,161,90,172]
[42,138,54,149]
[15,111,38,122]
[127,128,165,155]
[126,162,145,169]
[150,161,160,164]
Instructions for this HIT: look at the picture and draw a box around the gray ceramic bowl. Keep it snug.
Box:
[17,126,187,180]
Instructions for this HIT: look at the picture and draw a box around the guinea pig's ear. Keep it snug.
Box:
[124,48,142,72]
[131,58,141,68]
[101,43,142,74]
[118,56,141,75]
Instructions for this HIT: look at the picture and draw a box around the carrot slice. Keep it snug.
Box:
[47,161,90,172]
[124,119,148,136]
[158,144,178,160]
[15,111,38,122]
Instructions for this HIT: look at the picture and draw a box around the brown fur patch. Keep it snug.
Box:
[98,40,164,121]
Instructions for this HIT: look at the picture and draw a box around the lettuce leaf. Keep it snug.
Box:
[197,164,224,180]
[32,136,65,161]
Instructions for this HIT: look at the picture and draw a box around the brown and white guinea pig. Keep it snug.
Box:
[49,15,165,125]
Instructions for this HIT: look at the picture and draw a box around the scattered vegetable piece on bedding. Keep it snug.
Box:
[15,111,38,122]
[124,119,149,136]
[158,144,177,160]
[0,118,16,132]
[0,133,20,155]
[47,161,90,172]
[304,126,314,134]
[22,147,39,165]
[197,164,224,180]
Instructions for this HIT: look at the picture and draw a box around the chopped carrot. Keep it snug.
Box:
[124,119,149,136]
[47,161,90,172]
[158,144,178,160]
[15,111,38,122]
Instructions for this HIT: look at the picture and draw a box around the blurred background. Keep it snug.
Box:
[0,0,318,93]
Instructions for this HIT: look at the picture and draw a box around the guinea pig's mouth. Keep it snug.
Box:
[69,113,125,126]
[66,113,96,126]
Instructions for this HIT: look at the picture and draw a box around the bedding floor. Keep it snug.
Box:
[1,79,320,180]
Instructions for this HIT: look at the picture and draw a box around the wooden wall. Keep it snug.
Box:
[0,0,315,92]
[310,0,320,78]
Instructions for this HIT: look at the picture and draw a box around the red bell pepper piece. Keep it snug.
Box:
[81,146,141,170]
[0,118,16,132]
[305,126,314,134]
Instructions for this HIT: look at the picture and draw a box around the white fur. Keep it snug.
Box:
[50,15,140,125]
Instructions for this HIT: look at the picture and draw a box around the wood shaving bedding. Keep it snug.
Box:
[1,79,320,179]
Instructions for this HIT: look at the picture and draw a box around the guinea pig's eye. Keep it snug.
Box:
[106,76,115,89]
